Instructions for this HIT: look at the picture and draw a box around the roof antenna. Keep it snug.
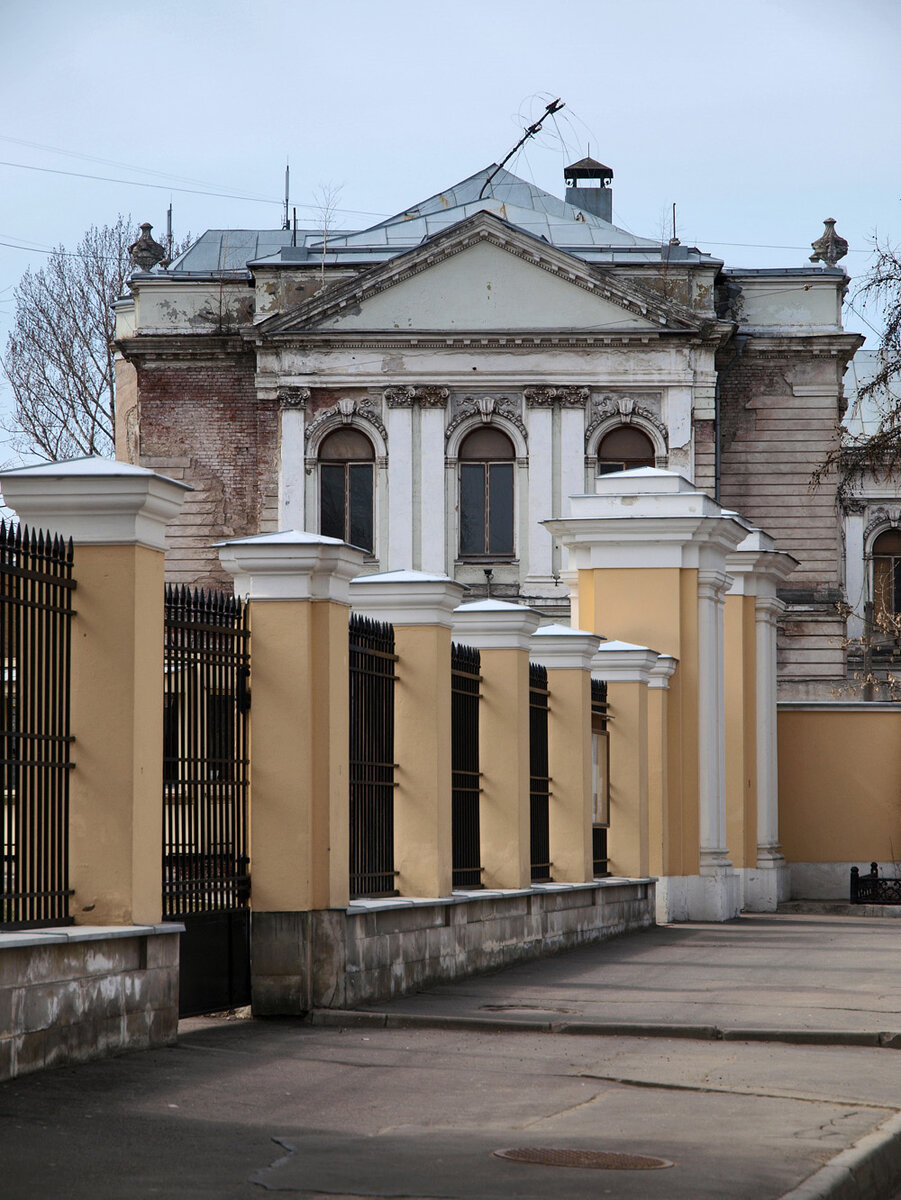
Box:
[479,97,565,199]
[283,162,290,231]
[165,203,173,264]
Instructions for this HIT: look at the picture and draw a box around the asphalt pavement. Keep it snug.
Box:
[2,912,900,1200]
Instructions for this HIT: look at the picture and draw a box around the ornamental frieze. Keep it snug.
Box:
[383,385,450,408]
[523,386,590,408]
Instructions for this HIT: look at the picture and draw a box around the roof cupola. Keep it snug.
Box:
[564,157,613,223]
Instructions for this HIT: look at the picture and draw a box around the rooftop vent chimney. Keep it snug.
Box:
[564,157,613,223]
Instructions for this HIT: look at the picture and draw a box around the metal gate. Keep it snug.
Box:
[529,662,551,882]
[163,585,250,1017]
[451,642,482,888]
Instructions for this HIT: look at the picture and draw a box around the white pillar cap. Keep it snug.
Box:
[0,457,190,551]
[530,623,602,670]
[452,599,540,651]
[726,528,798,596]
[350,570,465,628]
[217,530,366,602]
[649,654,679,689]
[591,639,663,684]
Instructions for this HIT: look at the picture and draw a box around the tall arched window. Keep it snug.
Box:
[459,426,515,558]
[872,528,901,622]
[597,426,656,474]
[319,428,375,553]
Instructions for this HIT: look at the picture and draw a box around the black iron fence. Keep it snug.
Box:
[591,678,610,877]
[349,613,397,898]
[529,661,551,882]
[162,586,250,918]
[0,523,75,929]
[850,863,901,905]
[451,642,481,888]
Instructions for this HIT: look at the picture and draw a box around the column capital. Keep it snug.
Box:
[649,654,678,689]
[530,623,601,671]
[726,528,798,596]
[0,457,189,550]
[698,568,732,602]
[591,640,662,684]
[217,530,366,602]
[350,570,464,627]
[755,595,787,623]
[452,599,540,651]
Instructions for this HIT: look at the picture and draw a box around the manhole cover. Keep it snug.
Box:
[493,1148,674,1171]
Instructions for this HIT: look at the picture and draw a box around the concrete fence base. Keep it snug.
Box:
[0,925,181,1082]
[251,878,655,1016]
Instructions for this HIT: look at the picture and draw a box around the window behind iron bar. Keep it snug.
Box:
[320,427,375,554]
[459,426,515,557]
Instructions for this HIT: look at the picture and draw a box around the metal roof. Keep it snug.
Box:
[167,165,721,276]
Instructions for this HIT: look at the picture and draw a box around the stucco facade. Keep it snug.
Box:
[114,164,861,699]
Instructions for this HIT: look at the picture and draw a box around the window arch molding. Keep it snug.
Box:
[305,408,388,462]
[445,413,528,462]
[586,413,667,464]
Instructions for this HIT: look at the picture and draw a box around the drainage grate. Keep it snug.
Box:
[493,1148,674,1171]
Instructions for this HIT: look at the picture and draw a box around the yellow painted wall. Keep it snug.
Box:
[778,708,901,862]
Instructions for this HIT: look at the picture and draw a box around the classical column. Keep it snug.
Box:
[525,402,554,584]
[416,390,450,575]
[350,569,464,897]
[384,393,414,571]
[277,387,309,529]
[756,596,787,867]
[697,569,731,872]
[0,459,188,925]
[530,624,601,883]
[452,599,540,890]
[648,654,678,878]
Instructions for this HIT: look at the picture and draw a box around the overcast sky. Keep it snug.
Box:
[1,0,899,435]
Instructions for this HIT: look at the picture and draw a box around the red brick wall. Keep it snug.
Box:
[135,350,278,589]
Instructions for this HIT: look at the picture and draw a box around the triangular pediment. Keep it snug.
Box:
[258,212,700,339]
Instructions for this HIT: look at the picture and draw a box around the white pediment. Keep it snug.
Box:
[307,239,661,334]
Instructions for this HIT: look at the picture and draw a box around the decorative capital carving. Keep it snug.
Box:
[524,385,590,408]
[809,218,848,268]
[383,385,449,408]
[278,386,310,410]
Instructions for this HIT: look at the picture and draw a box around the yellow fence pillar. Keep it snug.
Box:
[529,624,601,883]
[218,532,365,1015]
[350,570,465,898]
[0,458,189,925]
[546,470,747,922]
[591,641,661,880]
[452,600,540,891]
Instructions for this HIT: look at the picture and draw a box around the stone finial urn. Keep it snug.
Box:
[809,218,848,267]
[128,222,167,271]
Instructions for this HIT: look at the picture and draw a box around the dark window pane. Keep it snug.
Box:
[320,464,345,541]
[487,463,514,554]
[874,529,901,555]
[348,463,374,553]
[599,426,655,461]
[460,463,486,555]
[894,558,901,614]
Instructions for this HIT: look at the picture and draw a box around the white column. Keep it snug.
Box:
[420,406,448,575]
[756,596,786,865]
[385,404,414,571]
[697,569,731,872]
[843,505,867,642]
[277,391,309,529]
[526,406,554,583]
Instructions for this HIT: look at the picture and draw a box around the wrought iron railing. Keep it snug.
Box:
[162,586,250,918]
[451,642,482,888]
[529,661,551,882]
[349,613,397,898]
[0,523,75,929]
[850,863,901,905]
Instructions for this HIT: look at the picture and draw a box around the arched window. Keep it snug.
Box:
[319,428,375,553]
[459,426,515,558]
[872,528,901,621]
[597,425,656,474]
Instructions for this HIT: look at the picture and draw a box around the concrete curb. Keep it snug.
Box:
[779,1110,901,1200]
[308,1009,901,1050]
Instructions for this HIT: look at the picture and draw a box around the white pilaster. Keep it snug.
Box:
[278,404,307,529]
[419,407,448,575]
[385,404,414,571]
[527,406,554,584]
